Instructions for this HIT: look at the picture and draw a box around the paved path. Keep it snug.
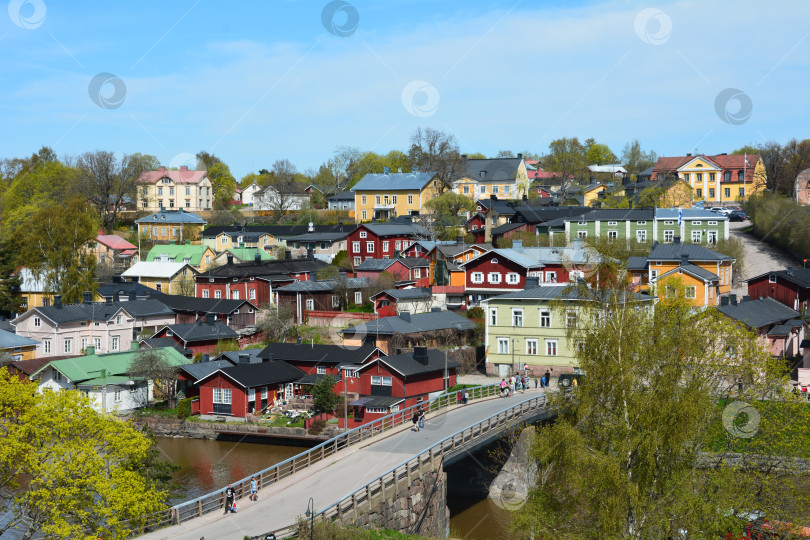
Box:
[729,220,798,297]
[139,389,543,540]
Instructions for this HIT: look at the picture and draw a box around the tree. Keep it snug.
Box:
[465,152,487,159]
[207,162,236,206]
[255,159,305,219]
[75,151,158,229]
[621,139,658,178]
[311,375,341,414]
[345,150,410,189]
[424,192,476,240]
[257,303,296,342]
[513,271,810,539]
[19,199,99,304]
[0,369,171,539]
[0,238,23,315]
[327,146,362,193]
[543,137,587,196]
[495,150,515,158]
[584,138,618,165]
[127,349,181,408]
[408,127,463,192]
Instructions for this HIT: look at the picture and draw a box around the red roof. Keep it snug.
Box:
[652,154,761,182]
[97,234,137,251]
[137,166,207,185]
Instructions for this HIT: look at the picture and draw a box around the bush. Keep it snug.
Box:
[466,306,484,319]
[747,193,810,261]
[307,418,327,435]
[176,397,195,419]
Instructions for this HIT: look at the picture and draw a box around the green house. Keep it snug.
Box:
[145,241,217,270]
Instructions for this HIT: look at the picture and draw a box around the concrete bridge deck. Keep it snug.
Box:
[138,388,546,540]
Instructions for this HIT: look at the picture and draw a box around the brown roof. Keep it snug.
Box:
[8,355,79,376]
[652,154,761,183]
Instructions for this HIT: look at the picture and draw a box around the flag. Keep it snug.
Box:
[678,206,682,227]
[744,154,751,167]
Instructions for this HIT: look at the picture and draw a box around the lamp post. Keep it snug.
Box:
[444,348,448,393]
[305,497,315,540]
[343,376,352,432]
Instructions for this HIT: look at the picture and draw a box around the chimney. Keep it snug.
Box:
[742,295,750,302]
[227,255,233,266]
[522,194,528,201]
[105,296,113,305]
[413,346,429,365]
[113,291,120,303]
[205,313,215,325]
[296,336,302,345]
[339,270,347,280]
[517,153,523,159]
[85,346,95,355]
[254,252,261,264]
[83,291,92,304]
[201,354,209,363]
[399,310,411,323]
[311,272,317,283]
[673,236,681,245]
[720,295,730,306]
[285,250,292,260]
[159,166,166,172]
[112,275,123,283]
[54,295,62,309]
[512,240,523,252]
[238,353,250,364]
[680,254,689,265]
[395,348,402,355]
[525,276,540,289]
[430,307,441,312]
[128,291,136,302]
[180,165,189,171]
[461,154,467,160]
[490,194,497,200]
[130,341,139,351]
[262,353,275,363]
[383,166,391,175]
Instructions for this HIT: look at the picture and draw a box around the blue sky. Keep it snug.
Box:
[1,0,808,179]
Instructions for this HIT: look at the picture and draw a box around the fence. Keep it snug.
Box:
[124,383,502,535]
[251,391,550,539]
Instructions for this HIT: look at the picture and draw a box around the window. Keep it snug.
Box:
[691,221,702,226]
[248,388,255,402]
[161,227,167,236]
[361,210,367,220]
[405,194,413,205]
[34,317,41,327]
[577,231,587,239]
[545,271,557,283]
[232,290,239,300]
[696,188,702,198]
[769,274,777,283]
[382,241,389,252]
[261,387,268,400]
[64,339,72,354]
[480,186,486,194]
[361,195,367,205]
[709,173,716,182]
[157,186,163,195]
[526,339,538,355]
[545,339,558,356]
[111,336,120,351]
[607,230,618,240]
[463,185,469,194]
[471,272,484,284]
[353,257,361,266]
[651,269,659,280]
[506,273,519,284]
[512,309,524,327]
[664,230,674,243]
[683,173,690,182]
[491,258,498,264]
[221,236,227,244]
[212,388,232,413]
[375,195,381,205]
[607,221,618,226]
[317,366,327,375]
[707,231,717,244]
[355,291,362,304]
[81,337,88,350]
[665,285,677,298]
[332,295,340,308]
[709,188,715,198]
[43,339,51,353]
[489,308,497,326]
[664,220,674,225]
[395,241,401,251]
[685,286,697,299]
[708,220,718,226]
[539,309,551,327]
[94,337,101,350]
[115,314,122,325]
[691,230,702,243]
[414,268,421,278]
[202,289,210,298]
[214,290,222,299]
[636,230,647,243]
[566,310,578,328]
[493,185,499,194]
[306,299,314,310]
[352,242,360,253]
[696,173,703,183]
[366,242,374,253]
[497,338,509,354]
[169,187,175,196]
[739,187,745,197]
[371,376,393,386]
[488,272,501,284]
[724,188,730,198]
[249,289,256,300]
[186,187,191,196]
[504,185,510,194]
[53,368,61,381]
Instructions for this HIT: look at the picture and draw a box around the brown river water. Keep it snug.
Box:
[154,436,514,539]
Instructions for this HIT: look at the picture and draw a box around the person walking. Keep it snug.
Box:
[223,483,235,514]
[544,370,551,389]
[534,377,538,389]
[412,409,419,431]
[250,476,258,502]
[463,390,469,405]
[500,378,507,397]
[418,408,425,430]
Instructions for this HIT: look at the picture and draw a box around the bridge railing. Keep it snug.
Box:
[128,383,502,534]
[249,391,550,539]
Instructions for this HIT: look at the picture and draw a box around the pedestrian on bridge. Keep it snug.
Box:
[418,408,425,430]
[223,483,235,514]
[412,410,419,431]
[250,476,258,501]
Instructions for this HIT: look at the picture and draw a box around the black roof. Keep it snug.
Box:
[511,206,590,224]
[361,348,460,377]
[571,209,655,222]
[328,190,355,201]
[151,292,257,314]
[491,222,525,235]
[212,360,305,389]
[163,320,239,343]
[97,280,156,299]
[476,198,518,215]
[462,157,523,183]
[648,241,734,262]
[197,258,328,279]
[257,342,378,365]
[201,223,355,238]
[343,310,476,336]
[371,287,432,300]
[718,297,802,329]
[20,298,172,325]
[277,277,369,293]
[747,269,810,289]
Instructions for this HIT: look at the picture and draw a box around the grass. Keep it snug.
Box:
[131,401,179,418]
[260,414,306,429]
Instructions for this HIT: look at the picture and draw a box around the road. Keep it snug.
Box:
[138,388,543,540]
[729,220,798,297]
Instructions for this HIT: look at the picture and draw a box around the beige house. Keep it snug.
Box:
[121,261,199,296]
[137,166,214,211]
[454,155,530,200]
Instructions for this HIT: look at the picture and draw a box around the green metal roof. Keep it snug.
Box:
[145,243,212,266]
[33,347,188,384]
[226,247,273,261]
[79,375,133,387]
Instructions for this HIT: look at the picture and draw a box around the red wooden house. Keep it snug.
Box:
[459,248,544,305]
[195,359,305,418]
[355,258,430,288]
[275,276,371,323]
[746,269,810,312]
[346,223,425,268]
[151,314,240,356]
[345,347,459,427]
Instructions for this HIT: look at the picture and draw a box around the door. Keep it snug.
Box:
[498,364,510,378]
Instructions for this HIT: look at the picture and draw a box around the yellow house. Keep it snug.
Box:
[0,329,38,361]
[352,170,441,222]
[583,182,609,206]
[17,268,53,311]
[454,155,530,200]
[135,209,207,243]
[633,240,735,308]
[652,154,766,204]
[204,231,275,252]
[121,261,199,296]
[635,178,694,209]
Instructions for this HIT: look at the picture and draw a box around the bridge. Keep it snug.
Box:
[136,384,554,539]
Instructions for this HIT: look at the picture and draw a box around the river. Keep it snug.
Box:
[154,436,513,538]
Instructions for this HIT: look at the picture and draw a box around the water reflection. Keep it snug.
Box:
[447,496,513,539]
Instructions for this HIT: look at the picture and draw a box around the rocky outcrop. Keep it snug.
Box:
[488,427,537,510]
[135,417,339,441]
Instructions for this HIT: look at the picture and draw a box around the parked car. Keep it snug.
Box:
[728,210,748,222]
[708,207,725,213]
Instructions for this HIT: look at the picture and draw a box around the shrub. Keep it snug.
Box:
[307,418,327,435]
[176,397,195,419]
[466,306,484,319]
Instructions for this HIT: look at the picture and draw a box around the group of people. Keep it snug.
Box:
[223,476,260,514]
[500,368,553,397]
[411,407,426,431]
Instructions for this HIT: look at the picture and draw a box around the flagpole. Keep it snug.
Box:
[744,153,747,201]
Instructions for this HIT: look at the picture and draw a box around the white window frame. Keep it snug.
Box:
[497,338,509,354]
[352,242,360,253]
[607,221,617,226]
[545,339,558,356]
[34,317,41,327]
[545,271,557,283]
[111,336,120,351]
[539,309,551,328]
[249,289,256,300]
[526,339,538,355]
[664,230,674,243]
[202,289,210,298]
[354,291,362,304]
[607,230,618,240]
[636,230,647,243]
[489,308,497,326]
[471,272,484,284]
[691,220,702,226]
[769,274,777,284]
[317,366,327,375]
[361,210,367,220]
[360,231,367,239]
[43,339,51,354]
[332,295,340,308]
[214,290,222,299]
[506,272,519,284]
[248,388,255,402]
[685,286,697,299]
[566,310,578,328]
[306,299,315,311]
[577,231,587,239]
[691,230,702,243]
[232,290,239,300]
[64,339,72,354]
[488,272,501,284]
[382,241,389,252]
[408,195,414,205]
[366,242,375,253]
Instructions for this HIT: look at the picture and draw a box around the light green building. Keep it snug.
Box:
[145,241,217,270]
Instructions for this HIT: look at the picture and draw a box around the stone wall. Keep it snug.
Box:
[134,417,339,441]
[337,457,448,537]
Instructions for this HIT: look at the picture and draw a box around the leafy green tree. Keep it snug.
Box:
[127,348,181,408]
[495,150,515,158]
[621,139,658,178]
[207,162,236,205]
[0,238,23,315]
[332,250,352,271]
[584,139,618,165]
[543,137,587,195]
[346,150,410,188]
[312,375,341,414]
[513,267,810,539]
[19,199,99,304]
[424,192,476,240]
[0,369,171,539]
[465,152,487,159]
